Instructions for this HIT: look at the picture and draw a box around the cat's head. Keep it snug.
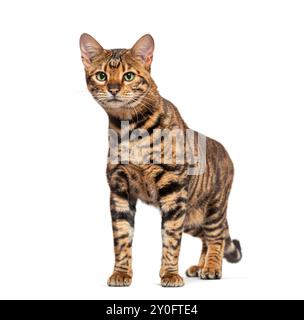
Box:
[80,33,156,112]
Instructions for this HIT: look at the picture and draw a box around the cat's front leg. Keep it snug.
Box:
[107,168,136,287]
[158,180,188,287]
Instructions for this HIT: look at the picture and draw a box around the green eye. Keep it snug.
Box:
[124,72,135,82]
[96,72,107,82]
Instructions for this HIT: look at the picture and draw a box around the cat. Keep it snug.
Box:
[80,33,242,287]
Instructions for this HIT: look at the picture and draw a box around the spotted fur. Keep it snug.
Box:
[80,33,242,287]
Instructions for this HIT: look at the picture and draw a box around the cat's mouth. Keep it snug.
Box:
[107,98,122,103]
[103,93,144,109]
[104,98,132,109]
[106,96,138,108]
[106,98,125,108]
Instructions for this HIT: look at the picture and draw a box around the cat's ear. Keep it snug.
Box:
[131,34,154,70]
[79,33,105,67]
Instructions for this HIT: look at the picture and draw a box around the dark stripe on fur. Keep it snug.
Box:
[159,182,183,198]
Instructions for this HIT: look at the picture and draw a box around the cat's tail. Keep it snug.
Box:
[224,235,242,263]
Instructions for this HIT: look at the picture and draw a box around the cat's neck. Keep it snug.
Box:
[107,90,163,132]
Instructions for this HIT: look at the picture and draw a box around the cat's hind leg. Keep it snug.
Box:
[185,236,225,280]
[185,236,208,277]
[200,239,225,280]
[185,207,227,280]
[198,208,228,280]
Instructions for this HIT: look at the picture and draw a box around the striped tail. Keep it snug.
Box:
[224,237,242,263]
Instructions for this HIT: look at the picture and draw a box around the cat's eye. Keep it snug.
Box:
[124,72,135,82]
[96,72,107,82]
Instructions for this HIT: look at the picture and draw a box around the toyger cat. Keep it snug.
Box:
[80,33,242,287]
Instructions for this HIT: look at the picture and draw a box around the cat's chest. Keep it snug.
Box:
[128,165,159,206]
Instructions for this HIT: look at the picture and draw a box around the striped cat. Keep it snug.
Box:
[80,33,242,287]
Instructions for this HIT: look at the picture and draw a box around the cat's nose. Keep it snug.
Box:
[107,83,121,96]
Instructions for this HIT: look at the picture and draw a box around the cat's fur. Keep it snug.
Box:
[80,33,242,287]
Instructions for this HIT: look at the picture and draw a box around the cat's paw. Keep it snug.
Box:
[200,267,222,280]
[107,272,132,287]
[185,265,201,278]
[161,273,185,287]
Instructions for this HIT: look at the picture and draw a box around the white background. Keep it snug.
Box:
[0,0,303,300]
